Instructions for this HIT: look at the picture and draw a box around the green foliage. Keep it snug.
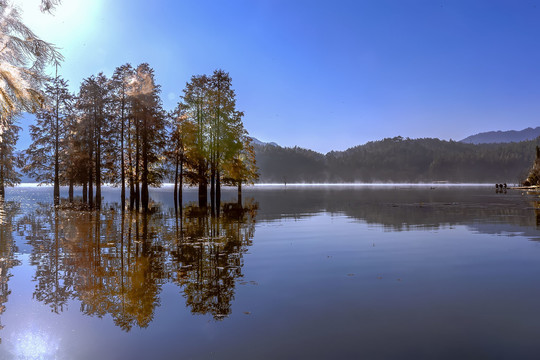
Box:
[254,137,540,183]
[24,76,73,186]
[179,70,257,192]
[0,115,22,193]
[19,64,254,208]
[222,135,259,186]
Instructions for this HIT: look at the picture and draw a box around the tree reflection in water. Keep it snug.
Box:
[0,200,21,343]
[20,200,258,331]
[172,202,257,319]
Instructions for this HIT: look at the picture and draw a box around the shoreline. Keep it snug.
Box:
[12,182,506,188]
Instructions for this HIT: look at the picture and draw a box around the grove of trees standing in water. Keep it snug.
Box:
[0,0,257,209]
[21,64,258,211]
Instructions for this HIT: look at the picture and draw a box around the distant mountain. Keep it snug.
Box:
[250,137,278,147]
[253,136,538,183]
[461,127,540,144]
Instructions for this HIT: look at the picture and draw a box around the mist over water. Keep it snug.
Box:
[0,185,539,359]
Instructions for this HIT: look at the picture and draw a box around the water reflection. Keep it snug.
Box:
[16,200,257,332]
[1,187,540,342]
[247,187,540,236]
[3,187,540,358]
[173,203,257,319]
[0,200,21,343]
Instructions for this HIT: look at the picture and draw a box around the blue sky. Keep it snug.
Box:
[19,0,540,153]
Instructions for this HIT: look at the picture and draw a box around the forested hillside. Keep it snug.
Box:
[254,136,539,183]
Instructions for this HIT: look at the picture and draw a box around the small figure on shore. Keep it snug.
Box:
[495,183,507,194]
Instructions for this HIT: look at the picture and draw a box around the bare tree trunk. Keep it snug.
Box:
[196,98,206,208]
[88,125,94,208]
[135,182,140,211]
[0,164,4,198]
[82,181,87,203]
[173,154,179,211]
[198,183,207,207]
[141,164,148,212]
[128,116,135,210]
[129,176,135,210]
[96,134,101,210]
[210,167,215,214]
[54,150,59,205]
[198,166,207,208]
[141,114,149,212]
[88,167,93,209]
[68,179,74,203]
[178,159,183,208]
[135,122,140,212]
[54,82,60,206]
[237,181,242,205]
[120,98,126,211]
[216,169,221,211]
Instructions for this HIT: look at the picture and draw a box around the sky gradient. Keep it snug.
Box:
[20,0,540,153]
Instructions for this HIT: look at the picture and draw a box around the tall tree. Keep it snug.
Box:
[24,76,73,204]
[76,73,113,209]
[208,69,237,210]
[129,63,166,212]
[0,114,21,197]
[183,74,210,207]
[111,64,134,210]
[180,70,254,208]
[168,102,197,210]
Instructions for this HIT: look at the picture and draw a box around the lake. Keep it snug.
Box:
[0,185,539,359]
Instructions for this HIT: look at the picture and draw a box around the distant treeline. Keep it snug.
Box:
[254,136,540,183]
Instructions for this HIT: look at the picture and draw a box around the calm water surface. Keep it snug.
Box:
[0,185,540,359]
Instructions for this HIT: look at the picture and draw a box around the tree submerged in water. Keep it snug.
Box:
[175,69,258,210]
[19,64,257,211]
[0,3,258,206]
[24,75,73,204]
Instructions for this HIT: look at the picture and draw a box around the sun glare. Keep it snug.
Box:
[12,329,59,359]
[20,0,101,43]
